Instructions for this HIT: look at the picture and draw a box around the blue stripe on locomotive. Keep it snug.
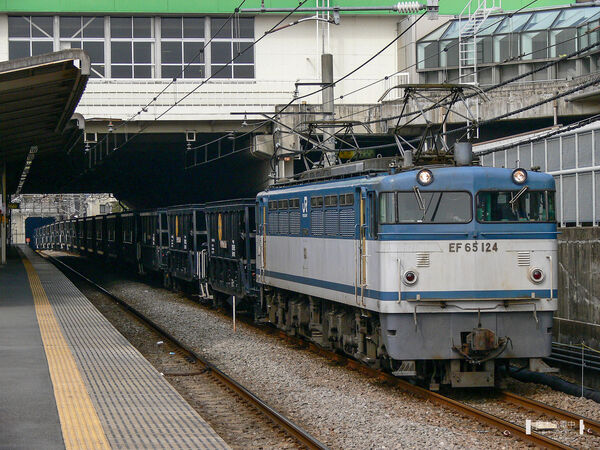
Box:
[256,166,557,241]
[261,269,559,301]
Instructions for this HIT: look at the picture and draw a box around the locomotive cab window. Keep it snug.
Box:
[476,190,556,222]
[380,191,472,224]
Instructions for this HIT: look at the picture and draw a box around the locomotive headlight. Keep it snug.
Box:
[529,267,544,284]
[512,168,527,185]
[417,169,433,186]
[403,270,418,286]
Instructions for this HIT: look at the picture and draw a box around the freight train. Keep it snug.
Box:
[35,156,558,388]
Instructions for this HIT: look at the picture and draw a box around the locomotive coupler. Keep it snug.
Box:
[452,328,510,365]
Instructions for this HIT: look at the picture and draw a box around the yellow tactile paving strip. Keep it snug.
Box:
[21,255,111,450]
[20,246,229,449]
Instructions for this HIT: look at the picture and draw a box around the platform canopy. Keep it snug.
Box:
[0,50,90,194]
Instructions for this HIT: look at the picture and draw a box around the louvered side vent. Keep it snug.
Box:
[289,211,300,235]
[416,252,430,268]
[279,212,289,234]
[268,212,278,235]
[311,210,324,236]
[325,210,339,236]
[517,251,531,266]
[339,208,355,237]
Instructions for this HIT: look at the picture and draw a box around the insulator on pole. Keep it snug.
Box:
[394,1,423,14]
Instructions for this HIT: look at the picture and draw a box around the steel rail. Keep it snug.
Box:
[43,251,576,450]
[42,252,328,450]
[500,391,600,436]
[296,341,572,450]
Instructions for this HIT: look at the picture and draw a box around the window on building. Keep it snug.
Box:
[211,17,254,78]
[8,15,255,80]
[8,16,54,59]
[161,17,205,79]
[59,16,105,78]
[110,17,154,78]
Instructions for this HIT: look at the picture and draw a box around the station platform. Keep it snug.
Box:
[0,245,228,449]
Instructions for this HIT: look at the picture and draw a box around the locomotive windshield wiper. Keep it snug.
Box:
[509,185,529,212]
[413,186,426,220]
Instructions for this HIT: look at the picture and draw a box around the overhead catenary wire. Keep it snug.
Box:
[95,1,535,162]
[476,113,600,156]
[87,0,309,160]
[187,9,428,166]
[88,2,600,173]
[101,4,529,166]
[233,1,540,152]
[329,1,539,114]
[348,74,600,154]
[335,16,600,126]
[124,1,249,122]
[282,27,600,159]
[87,0,249,155]
[200,5,594,167]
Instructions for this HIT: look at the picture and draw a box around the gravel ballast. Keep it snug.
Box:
[49,252,600,449]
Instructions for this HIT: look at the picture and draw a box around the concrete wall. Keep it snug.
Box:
[556,227,600,349]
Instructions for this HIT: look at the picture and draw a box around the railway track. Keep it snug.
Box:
[499,390,600,435]
[279,337,581,450]
[43,252,327,450]
[45,252,599,450]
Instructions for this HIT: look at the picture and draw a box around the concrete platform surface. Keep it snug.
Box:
[0,246,229,449]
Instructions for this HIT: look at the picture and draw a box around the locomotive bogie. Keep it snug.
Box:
[264,287,385,366]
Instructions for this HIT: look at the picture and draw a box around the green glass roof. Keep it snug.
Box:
[419,5,600,42]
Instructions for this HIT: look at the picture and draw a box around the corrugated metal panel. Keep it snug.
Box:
[562,135,576,170]
[533,141,545,171]
[480,125,600,225]
[311,210,323,236]
[519,143,531,170]
[268,212,278,235]
[325,210,339,236]
[578,132,593,167]
[563,174,577,221]
[547,138,560,171]
[555,176,562,224]
[278,211,289,235]
[579,172,593,223]
[289,210,300,235]
[340,208,355,237]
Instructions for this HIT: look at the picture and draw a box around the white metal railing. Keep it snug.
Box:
[76,76,409,120]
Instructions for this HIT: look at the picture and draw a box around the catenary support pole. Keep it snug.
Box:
[322,53,335,166]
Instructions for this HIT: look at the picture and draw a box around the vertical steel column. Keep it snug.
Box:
[321,53,335,166]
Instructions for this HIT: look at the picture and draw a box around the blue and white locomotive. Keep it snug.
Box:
[256,161,557,388]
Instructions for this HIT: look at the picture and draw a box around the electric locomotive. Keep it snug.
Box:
[256,158,557,388]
